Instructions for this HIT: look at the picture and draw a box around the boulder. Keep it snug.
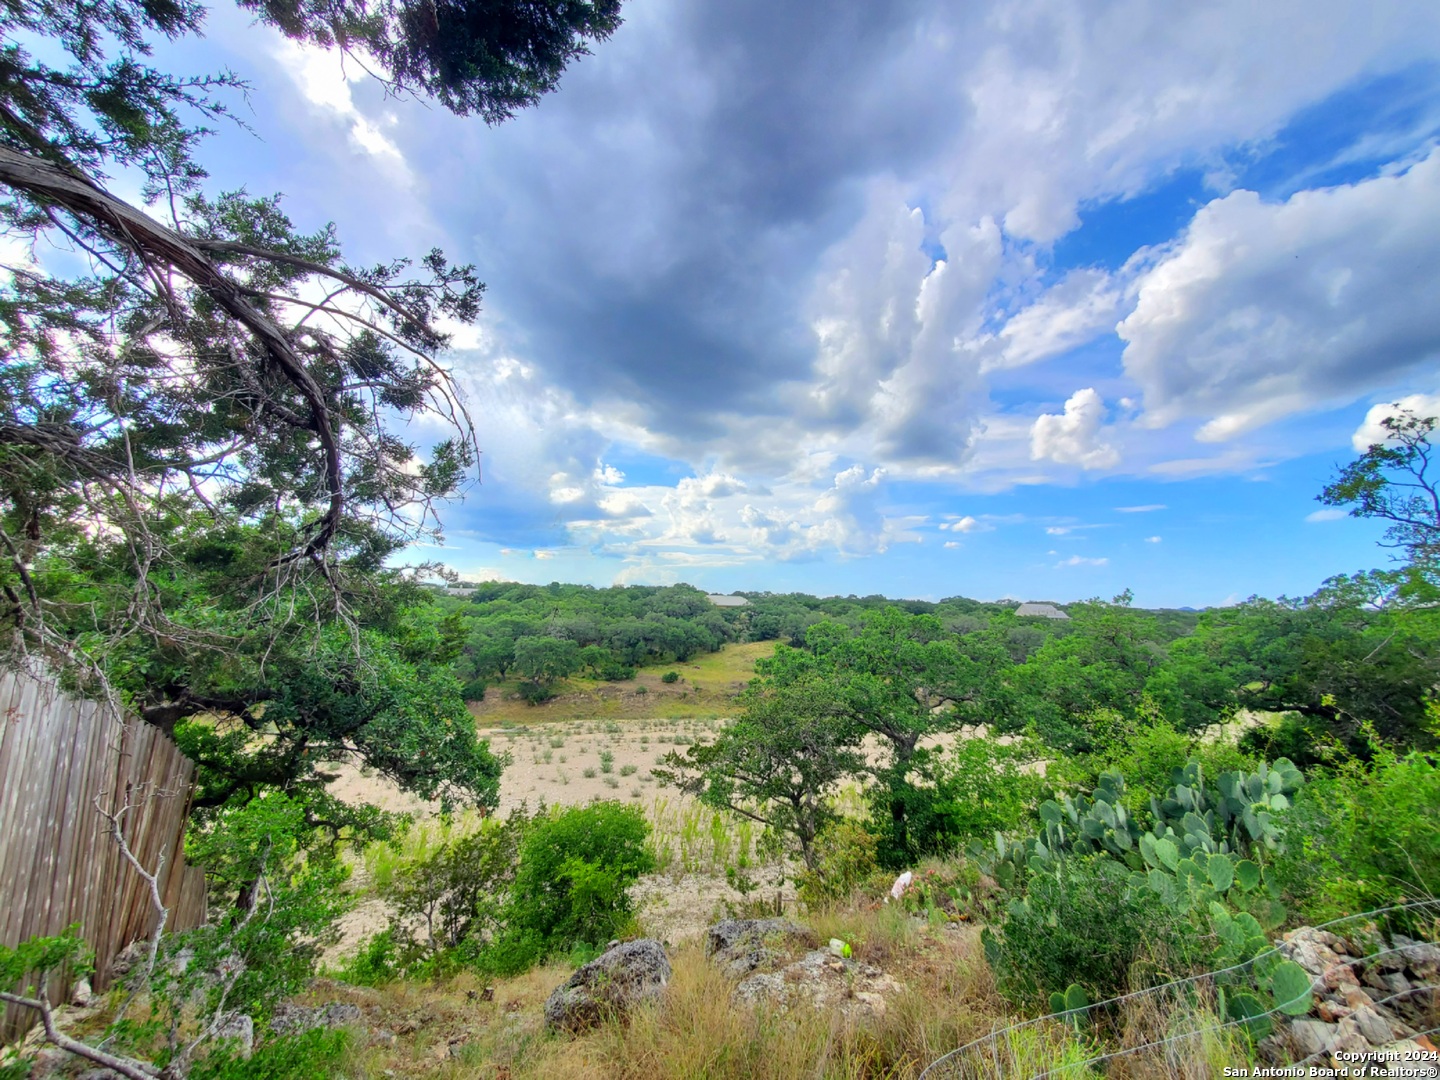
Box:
[704,919,817,978]
[544,940,671,1034]
[69,978,93,1007]
[1350,1005,1395,1047]
[733,948,904,1021]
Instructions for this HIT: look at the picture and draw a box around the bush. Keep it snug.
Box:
[870,738,1043,869]
[983,856,1203,1009]
[481,802,654,974]
[518,679,556,705]
[376,810,526,977]
[796,818,880,908]
[1269,744,1440,922]
[333,927,399,987]
[1239,712,1338,770]
[459,676,488,702]
[661,671,680,684]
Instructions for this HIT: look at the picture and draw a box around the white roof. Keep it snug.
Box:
[706,594,750,607]
[1014,602,1070,619]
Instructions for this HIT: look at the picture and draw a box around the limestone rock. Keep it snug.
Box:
[544,939,671,1034]
[269,1001,363,1035]
[1288,1019,1338,1059]
[1285,928,1344,975]
[1350,1005,1394,1047]
[214,1011,254,1059]
[69,978,93,1007]
[704,919,817,978]
[733,948,904,1021]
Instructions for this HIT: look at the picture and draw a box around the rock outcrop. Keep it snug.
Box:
[543,939,672,1034]
[704,918,817,978]
[1266,925,1439,1075]
[705,918,903,1020]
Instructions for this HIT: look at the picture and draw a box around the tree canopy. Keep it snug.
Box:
[0,0,624,815]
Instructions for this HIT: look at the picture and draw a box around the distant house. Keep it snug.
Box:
[706,594,750,607]
[1014,602,1070,620]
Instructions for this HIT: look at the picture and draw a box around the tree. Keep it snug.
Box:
[1003,592,1167,753]
[755,608,984,860]
[512,634,581,686]
[655,677,865,870]
[1151,578,1438,751]
[0,0,623,806]
[1320,407,1440,593]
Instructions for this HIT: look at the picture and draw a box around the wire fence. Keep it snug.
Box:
[919,898,1440,1079]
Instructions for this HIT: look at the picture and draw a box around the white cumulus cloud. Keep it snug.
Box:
[1119,150,1440,441]
[1031,388,1121,469]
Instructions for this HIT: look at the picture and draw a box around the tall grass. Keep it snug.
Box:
[646,797,755,877]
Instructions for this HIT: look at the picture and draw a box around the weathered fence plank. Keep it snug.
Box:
[0,669,206,1041]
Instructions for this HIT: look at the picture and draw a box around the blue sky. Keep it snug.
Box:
[149,0,1440,606]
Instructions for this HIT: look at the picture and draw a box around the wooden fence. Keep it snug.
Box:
[1,668,206,1041]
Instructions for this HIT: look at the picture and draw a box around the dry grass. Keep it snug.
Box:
[500,918,1006,1080]
[309,880,1272,1080]
[468,642,772,724]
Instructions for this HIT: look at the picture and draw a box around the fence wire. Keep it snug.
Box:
[919,898,1440,1079]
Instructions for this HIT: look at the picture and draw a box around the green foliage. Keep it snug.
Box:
[983,856,1203,1009]
[796,819,880,908]
[655,675,865,869]
[661,670,680,683]
[517,679,558,704]
[513,635,582,686]
[169,793,355,1019]
[189,1027,351,1080]
[483,803,654,973]
[870,736,1043,869]
[333,927,400,987]
[378,810,528,977]
[1002,594,1167,753]
[1320,407,1440,591]
[1268,743,1440,922]
[0,928,92,996]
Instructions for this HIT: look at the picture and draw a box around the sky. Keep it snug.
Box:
[156,0,1440,607]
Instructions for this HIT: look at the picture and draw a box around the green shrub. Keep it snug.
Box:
[459,677,488,702]
[375,810,526,977]
[1239,712,1338,770]
[599,750,614,773]
[518,680,556,705]
[870,738,1043,869]
[1269,745,1440,922]
[661,671,680,684]
[482,803,654,974]
[796,818,880,908]
[983,856,1203,1009]
[333,927,399,986]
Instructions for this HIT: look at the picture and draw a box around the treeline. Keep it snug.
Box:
[436,575,1433,769]
[437,578,1206,701]
[657,576,1438,872]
